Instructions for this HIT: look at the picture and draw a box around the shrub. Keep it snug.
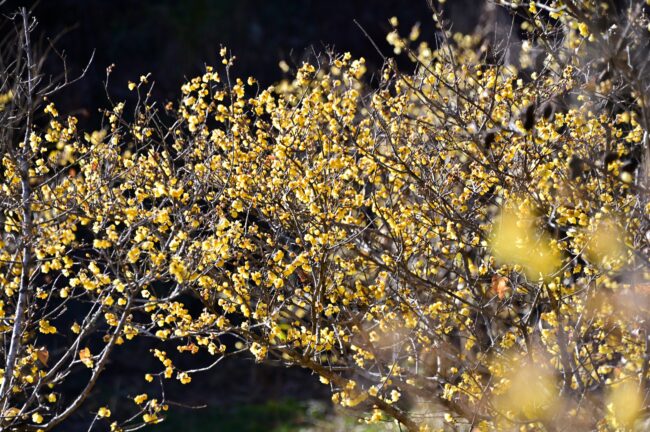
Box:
[1,2,650,431]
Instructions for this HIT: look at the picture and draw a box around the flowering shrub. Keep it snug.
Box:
[1,2,650,431]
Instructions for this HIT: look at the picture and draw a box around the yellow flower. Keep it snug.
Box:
[43,103,58,117]
[32,412,44,424]
[143,413,159,423]
[169,257,188,283]
[79,347,94,368]
[578,22,589,37]
[127,246,141,263]
[39,320,57,335]
[93,239,112,249]
[177,372,192,384]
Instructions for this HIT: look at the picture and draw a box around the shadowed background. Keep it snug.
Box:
[3,1,492,124]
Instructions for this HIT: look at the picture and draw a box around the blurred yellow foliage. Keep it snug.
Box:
[491,201,561,280]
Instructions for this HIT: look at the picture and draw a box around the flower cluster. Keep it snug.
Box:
[2,2,650,431]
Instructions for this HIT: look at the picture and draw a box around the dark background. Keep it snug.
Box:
[2,0,490,125]
[0,1,492,430]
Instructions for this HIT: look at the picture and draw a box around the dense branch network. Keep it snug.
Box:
[0,1,649,431]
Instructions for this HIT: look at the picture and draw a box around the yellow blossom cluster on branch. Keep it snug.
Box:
[1,1,650,431]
